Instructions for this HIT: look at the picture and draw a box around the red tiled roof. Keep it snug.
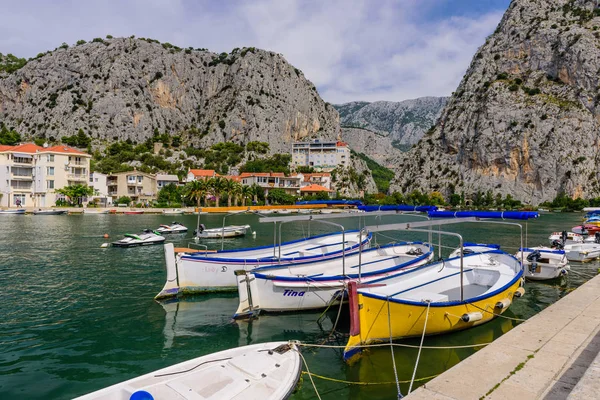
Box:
[336,141,348,147]
[189,169,216,177]
[223,175,241,182]
[0,145,14,152]
[300,184,333,192]
[41,145,90,156]
[7,143,44,153]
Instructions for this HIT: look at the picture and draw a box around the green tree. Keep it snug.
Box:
[56,184,94,206]
[0,124,21,145]
[183,180,208,207]
[157,183,182,205]
[240,185,253,206]
[267,188,295,205]
[115,196,132,206]
[223,178,237,207]
[449,194,461,207]
[208,177,227,207]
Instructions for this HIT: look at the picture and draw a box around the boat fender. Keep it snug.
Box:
[561,269,568,275]
[514,287,526,298]
[130,390,154,400]
[101,243,110,248]
[234,269,248,276]
[495,298,512,309]
[103,233,109,238]
[461,312,483,323]
[252,231,257,237]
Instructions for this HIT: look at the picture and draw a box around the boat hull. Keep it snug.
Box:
[0,209,25,215]
[515,248,569,280]
[112,239,165,248]
[156,231,372,299]
[73,341,301,400]
[196,225,250,238]
[233,244,434,318]
[343,276,523,362]
[33,210,67,215]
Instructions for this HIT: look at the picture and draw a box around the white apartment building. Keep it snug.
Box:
[89,172,111,206]
[0,143,91,208]
[291,140,350,171]
[240,172,302,196]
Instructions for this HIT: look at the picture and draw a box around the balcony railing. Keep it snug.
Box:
[68,174,87,180]
[10,182,33,190]
[69,161,86,166]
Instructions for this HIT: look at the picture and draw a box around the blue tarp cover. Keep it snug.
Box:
[358,205,437,212]
[428,210,539,220]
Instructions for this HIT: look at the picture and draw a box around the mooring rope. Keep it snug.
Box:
[408,301,430,394]
[301,371,440,385]
[295,347,322,400]
[387,298,402,399]
[297,341,494,350]
[468,302,528,322]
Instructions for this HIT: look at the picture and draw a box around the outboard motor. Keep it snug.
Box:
[595,232,600,244]
[561,230,568,244]
[551,240,564,250]
[193,223,206,236]
[406,247,423,256]
[526,250,542,273]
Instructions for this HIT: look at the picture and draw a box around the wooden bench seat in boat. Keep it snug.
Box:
[398,291,450,303]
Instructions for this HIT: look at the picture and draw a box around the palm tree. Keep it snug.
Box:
[183,180,207,207]
[208,177,227,207]
[223,178,237,207]
[250,183,262,205]
[240,185,252,207]
[232,181,243,206]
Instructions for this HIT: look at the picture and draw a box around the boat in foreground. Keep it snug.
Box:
[234,242,434,318]
[0,209,25,215]
[156,222,188,234]
[194,224,251,238]
[32,209,67,215]
[156,230,372,299]
[74,341,301,400]
[515,247,570,280]
[112,230,166,247]
[343,250,524,362]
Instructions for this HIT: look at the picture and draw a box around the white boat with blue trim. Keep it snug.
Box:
[74,341,301,400]
[0,209,25,215]
[156,230,372,299]
[233,241,434,318]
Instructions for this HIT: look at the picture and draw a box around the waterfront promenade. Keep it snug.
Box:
[406,273,600,399]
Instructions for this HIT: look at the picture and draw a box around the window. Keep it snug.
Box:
[137,176,143,183]
[46,155,54,162]
[47,167,54,176]
[47,180,55,189]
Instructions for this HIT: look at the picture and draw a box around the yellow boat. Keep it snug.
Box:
[343,250,524,362]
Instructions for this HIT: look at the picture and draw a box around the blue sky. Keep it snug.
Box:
[0,0,511,103]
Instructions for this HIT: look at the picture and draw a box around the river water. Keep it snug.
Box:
[0,212,597,399]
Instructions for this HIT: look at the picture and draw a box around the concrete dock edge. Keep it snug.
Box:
[406,273,600,400]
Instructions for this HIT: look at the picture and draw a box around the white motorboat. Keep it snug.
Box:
[156,231,372,298]
[83,209,109,215]
[562,243,600,262]
[194,224,251,239]
[0,209,25,215]
[162,209,184,215]
[156,222,188,234]
[548,231,583,245]
[73,341,301,400]
[32,209,67,215]
[276,209,291,214]
[319,209,334,214]
[233,242,434,318]
[112,230,166,248]
[515,247,570,280]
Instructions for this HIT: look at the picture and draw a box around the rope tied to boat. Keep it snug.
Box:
[297,341,495,350]
[293,347,322,400]
[387,297,402,399]
[408,300,430,394]
[301,371,440,385]
[468,302,528,322]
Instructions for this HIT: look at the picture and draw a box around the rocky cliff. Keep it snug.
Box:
[341,127,401,167]
[0,37,340,154]
[392,0,600,204]
[335,97,447,150]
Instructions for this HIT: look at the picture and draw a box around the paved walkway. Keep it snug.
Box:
[406,273,600,400]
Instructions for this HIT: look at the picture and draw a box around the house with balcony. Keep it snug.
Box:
[240,172,302,197]
[186,169,217,182]
[89,172,111,206]
[0,143,91,207]
[156,174,180,189]
[298,172,332,190]
[106,171,157,204]
[291,140,350,171]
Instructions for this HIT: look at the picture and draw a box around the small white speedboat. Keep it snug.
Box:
[194,224,251,239]
[156,222,188,234]
[515,247,570,280]
[112,230,166,248]
[548,231,583,245]
[562,243,600,262]
[33,209,67,215]
[83,209,110,215]
[449,242,500,258]
[73,341,301,400]
[0,209,25,215]
[163,209,184,215]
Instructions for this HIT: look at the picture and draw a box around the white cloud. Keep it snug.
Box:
[0,0,506,103]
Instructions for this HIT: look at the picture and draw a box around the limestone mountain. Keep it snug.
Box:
[334,97,447,151]
[0,37,340,154]
[392,0,600,204]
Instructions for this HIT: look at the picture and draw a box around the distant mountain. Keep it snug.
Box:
[334,97,447,150]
